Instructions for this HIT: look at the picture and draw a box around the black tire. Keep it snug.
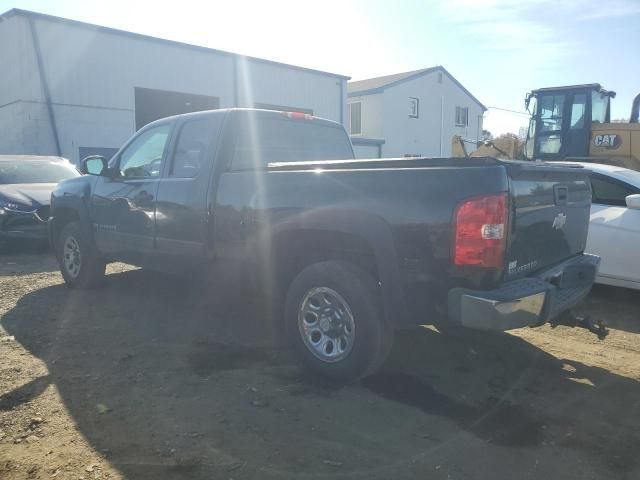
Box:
[285,261,393,382]
[56,221,105,288]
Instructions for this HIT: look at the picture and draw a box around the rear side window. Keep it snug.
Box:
[591,175,638,207]
[231,116,354,170]
[170,118,216,178]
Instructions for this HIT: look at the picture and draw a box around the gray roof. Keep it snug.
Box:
[348,66,486,111]
[348,67,439,94]
[0,9,350,81]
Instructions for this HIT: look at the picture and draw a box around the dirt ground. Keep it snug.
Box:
[1,247,640,480]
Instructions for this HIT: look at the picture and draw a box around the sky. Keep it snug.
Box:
[2,0,639,135]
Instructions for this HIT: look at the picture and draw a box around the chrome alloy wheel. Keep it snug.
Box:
[63,236,82,279]
[298,287,356,363]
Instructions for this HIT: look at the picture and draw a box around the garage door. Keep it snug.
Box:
[134,87,220,130]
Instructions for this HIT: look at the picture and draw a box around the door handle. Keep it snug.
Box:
[554,185,568,206]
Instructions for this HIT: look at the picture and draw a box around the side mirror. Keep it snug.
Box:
[625,194,640,210]
[80,155,108,176]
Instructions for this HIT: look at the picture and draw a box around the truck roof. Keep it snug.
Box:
[147,108,342,129]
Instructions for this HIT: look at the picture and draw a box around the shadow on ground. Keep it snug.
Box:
[2,268,640,479]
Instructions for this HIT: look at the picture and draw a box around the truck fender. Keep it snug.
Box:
[50,177,96,246]
[264,207,408,328]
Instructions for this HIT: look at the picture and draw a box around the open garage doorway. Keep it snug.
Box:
[134,87,220,130]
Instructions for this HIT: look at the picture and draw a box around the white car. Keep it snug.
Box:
[562,162,640,290]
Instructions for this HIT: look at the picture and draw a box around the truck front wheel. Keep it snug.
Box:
[285,261,393,381]
[57,221,105,289]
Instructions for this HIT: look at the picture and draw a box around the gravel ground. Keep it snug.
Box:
[1,248,640,480]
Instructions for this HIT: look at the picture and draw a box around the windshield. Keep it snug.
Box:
[615,168,640,187]
[0,160,79,184]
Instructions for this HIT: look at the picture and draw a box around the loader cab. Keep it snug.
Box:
[524,84,615,161]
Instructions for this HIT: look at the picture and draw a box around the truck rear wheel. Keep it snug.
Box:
[57,221,105,289]
[285,261,393,381]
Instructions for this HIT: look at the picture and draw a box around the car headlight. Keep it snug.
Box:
[0,200,24,213]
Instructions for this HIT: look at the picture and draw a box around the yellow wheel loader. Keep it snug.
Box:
[523,84,640,169]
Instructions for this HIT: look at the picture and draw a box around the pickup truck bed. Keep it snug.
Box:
[49,108,600,380]
[264,156,598,324]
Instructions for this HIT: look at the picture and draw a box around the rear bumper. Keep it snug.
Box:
[448,254,600,331]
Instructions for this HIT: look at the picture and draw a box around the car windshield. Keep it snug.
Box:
[614,169,640,187]
[0,160,79,184]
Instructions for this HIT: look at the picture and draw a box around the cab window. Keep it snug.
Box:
[539,94,564,133]
[591,91,609,124]
[570,94,586,130]
[118,124,171,178]
[535,94,565,155]
[231,116,353,170]
[170,120,212,178]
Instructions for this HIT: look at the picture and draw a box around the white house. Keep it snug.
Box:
[0,9,349,163]
[347,66,486,158]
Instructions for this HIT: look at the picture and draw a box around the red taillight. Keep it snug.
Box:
[453,193,508,268]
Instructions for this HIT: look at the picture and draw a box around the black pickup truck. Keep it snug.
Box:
[49,108,600,380]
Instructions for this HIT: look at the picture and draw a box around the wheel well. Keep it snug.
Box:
[52,208,80,244]
[272,229,379,292]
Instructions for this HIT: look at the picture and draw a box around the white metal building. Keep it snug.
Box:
[0,9,349,163]
[347,66,486,158]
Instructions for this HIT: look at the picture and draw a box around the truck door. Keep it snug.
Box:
[91,122,173,258]
[534,93,566,160]
[564,93,591,158]
[154,114,224,270]
[534,91,592,160]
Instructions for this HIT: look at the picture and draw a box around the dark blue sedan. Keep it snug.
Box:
[0,155,79,244]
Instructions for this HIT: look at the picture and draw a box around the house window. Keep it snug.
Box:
[455,106,469,127]
[409,97,419,118]
[349,102,362,135]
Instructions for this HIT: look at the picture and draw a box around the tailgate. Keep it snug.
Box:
[505,163,591,280]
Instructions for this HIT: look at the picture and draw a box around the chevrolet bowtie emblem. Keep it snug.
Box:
[552,213,567,230]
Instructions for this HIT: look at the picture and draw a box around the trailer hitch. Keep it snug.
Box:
[550,311,609,340]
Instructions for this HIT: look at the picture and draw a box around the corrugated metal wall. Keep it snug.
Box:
[0,11,347,163]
